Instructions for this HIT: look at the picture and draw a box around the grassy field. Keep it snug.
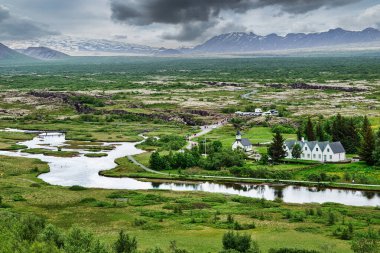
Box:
[196,126,296,148]
[1,155,379,252]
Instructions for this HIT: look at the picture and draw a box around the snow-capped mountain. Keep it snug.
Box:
[17,47,69,60]
[7,36,159,56]
[193,28,380,53]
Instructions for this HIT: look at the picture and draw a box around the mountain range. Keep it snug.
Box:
[193,28,380,53]
[2,28,380,59]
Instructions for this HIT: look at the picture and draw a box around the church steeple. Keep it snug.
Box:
[236,130,241,141]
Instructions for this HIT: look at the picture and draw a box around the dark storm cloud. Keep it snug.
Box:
[110,0,361,41]
[110,0,360,24]
[0,5,58,40]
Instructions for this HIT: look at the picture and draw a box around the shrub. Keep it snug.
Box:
[69,185,87,191]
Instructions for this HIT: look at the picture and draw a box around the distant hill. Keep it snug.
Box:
[193,28,380,53]
[18,47,69,60]
[155,48,183,56]
[0,43,34,61]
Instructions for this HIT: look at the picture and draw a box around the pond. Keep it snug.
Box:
[0,130,379,207]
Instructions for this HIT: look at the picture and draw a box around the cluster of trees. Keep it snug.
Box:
[296,115,380,165]
[150,141,246,171]
[297,115,362,154]
[143,136,187,151]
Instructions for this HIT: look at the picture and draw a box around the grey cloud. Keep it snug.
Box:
[0,6,10,21]
[0,5,58,40]
[110,0,361,41]
[162,21,218,41]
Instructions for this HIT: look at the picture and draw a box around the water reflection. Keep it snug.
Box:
[0,130,379,207]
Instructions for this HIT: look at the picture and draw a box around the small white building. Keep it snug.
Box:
[284,138,346,162]
[232,131,253,152]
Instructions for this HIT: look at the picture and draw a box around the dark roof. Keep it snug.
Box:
[307,141,318,150]
[329,142,345,154]
[285,140,296,149]
[318,141,329,151]
[240,138,252,146]
[285,140,345,154]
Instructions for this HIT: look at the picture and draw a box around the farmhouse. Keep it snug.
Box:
[232,131,253,152]
[284,138,346,162]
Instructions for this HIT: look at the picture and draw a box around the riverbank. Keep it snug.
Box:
[100,166,380,192]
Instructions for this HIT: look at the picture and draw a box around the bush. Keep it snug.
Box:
[69,185,87,191]
[114,230,138,253]
[222,231,260,253]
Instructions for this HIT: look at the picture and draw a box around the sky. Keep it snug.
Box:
[1,0,380,48]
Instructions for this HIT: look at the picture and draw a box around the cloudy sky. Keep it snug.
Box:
[1,0,380,47]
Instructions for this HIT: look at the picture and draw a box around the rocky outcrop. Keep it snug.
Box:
[267,83,367,92]
[203,81,243,87]
[28,91,206,126]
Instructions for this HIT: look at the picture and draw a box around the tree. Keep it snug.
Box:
[359,116,375,165]
[344,118,361,154]
[291,144,302,159]
[296,125,303,141]
[305,118,316,141]
[114,230,137,253]
[149,152,162,171]
[268,132,286,163]
[316,122,326,141]
[373,129,380,166]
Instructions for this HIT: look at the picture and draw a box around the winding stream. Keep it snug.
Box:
[0,130,379,207]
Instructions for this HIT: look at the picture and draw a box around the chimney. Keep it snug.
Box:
[301,137,305,142]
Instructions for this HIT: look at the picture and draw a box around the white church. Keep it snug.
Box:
[232,131,253,152]
[284,138,346,162]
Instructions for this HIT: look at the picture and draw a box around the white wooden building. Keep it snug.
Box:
[284,138,346,162]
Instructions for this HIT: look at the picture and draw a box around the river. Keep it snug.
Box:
[0,130,379,207]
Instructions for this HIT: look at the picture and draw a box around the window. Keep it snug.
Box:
[316,148,319,151]
[319,154,321,158]
[313,154,316,158]
[302,154,305,158]
[327,148,330,152]
[330,155,332,160]
[305,147,308,151]
[307,154,310,158]
[285,152,288,157]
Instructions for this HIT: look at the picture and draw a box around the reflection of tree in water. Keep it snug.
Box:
[362,191,376,199]
[223,183,249,191]
[273,186,284,199]
[151,182,162,188]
